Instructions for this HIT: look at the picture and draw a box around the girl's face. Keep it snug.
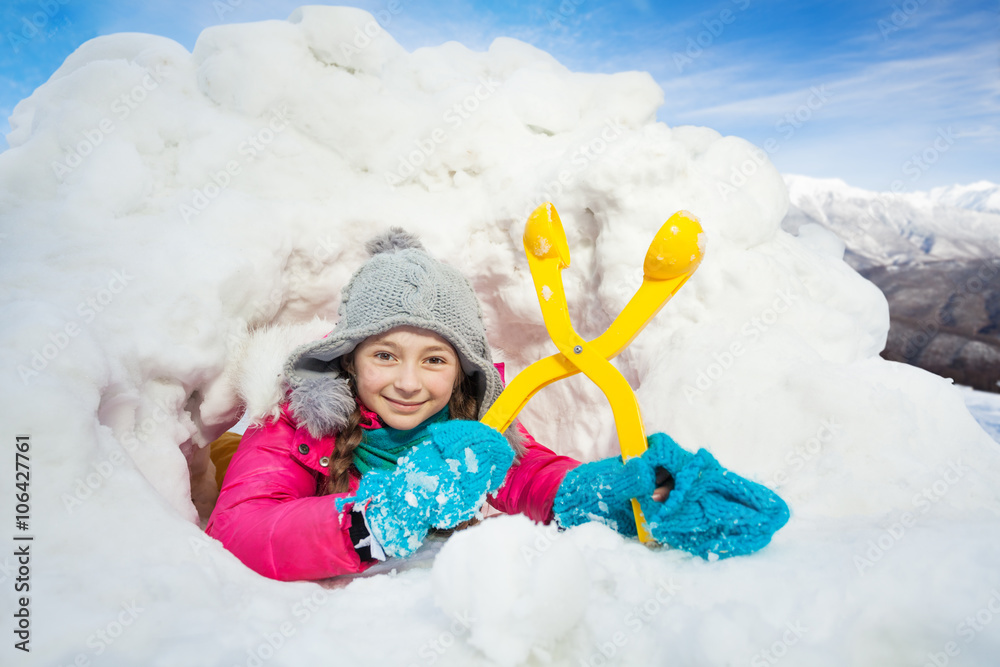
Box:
[351,326,461,430]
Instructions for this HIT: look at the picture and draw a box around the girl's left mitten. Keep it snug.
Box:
[637,433,790,559]
[552,455,654,537]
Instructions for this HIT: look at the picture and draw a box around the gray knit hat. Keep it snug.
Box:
[283,228,505,439]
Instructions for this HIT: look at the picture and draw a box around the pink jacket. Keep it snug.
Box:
[206,404,579,581]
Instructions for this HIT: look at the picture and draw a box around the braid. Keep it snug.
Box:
[323,353,363,495]
[324,406,363,494]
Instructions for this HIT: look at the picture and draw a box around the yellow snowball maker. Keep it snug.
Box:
[482,203,705,543]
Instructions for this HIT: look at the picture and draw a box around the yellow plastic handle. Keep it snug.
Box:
[482,208,705,435]
[482,203,706,545]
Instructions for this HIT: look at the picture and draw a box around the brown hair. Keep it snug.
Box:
[322,354,479,494]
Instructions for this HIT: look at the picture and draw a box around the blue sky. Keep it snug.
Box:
[1,0,996,190]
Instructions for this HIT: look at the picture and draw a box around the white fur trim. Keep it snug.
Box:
[227,318,334,425]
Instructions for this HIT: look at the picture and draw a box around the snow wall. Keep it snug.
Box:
[1,6,999,666]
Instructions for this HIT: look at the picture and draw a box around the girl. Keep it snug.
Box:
[207,228,787,581]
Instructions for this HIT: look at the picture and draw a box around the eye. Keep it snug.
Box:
[374,351,395,361]
[426,356,447,365]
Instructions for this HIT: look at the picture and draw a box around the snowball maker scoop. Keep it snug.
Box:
[482,203,705,543]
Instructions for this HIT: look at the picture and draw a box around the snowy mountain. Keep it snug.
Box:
[926,181,1000,215]
[782,175,1000,392]
[2,7,999,666]
[782,174,1000,270]
[865,259,1000,392]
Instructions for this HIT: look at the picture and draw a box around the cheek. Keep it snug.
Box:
[355,367,389,398]
[427,371,459,400]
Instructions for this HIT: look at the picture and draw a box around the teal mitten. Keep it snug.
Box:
[422,420,515,528]
[552,454,654,536]
[338,420,513,558]
[635,433,790,559]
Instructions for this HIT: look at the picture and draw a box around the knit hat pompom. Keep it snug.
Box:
[365,227,425,256]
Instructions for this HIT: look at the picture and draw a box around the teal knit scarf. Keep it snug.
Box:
[353,406,450,476]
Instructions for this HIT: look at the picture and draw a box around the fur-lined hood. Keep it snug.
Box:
[225,319,336,431]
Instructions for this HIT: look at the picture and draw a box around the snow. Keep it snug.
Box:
[2,6,999,665]
[464,447,479,474]
[959,386,1000,445]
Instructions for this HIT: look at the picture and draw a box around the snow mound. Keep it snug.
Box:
[2,6,999,665]
[432,515,589,666]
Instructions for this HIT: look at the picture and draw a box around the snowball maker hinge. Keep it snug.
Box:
[481,202,706,544]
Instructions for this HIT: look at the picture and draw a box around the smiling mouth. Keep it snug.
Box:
[385,398,424,411]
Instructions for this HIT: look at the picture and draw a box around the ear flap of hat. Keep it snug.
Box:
[287,374,355,439]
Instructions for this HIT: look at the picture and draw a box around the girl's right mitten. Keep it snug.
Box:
[337,420,514,559]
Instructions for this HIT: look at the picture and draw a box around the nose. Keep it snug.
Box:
[393,362,422,394]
